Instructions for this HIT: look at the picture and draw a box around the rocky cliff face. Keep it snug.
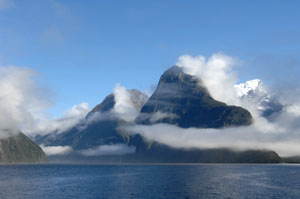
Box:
[37,66,282,163]
[130,66,281,163]
[39,89,148,151]
[136,66,253,128]
[0,133,47,163]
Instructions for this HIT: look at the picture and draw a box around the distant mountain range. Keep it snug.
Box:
[35,66,282,163]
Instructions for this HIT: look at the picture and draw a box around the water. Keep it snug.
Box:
[0,164,299,199]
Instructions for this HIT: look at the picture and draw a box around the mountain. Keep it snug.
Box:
[0,132,47,163]
[136,66,253,128]
[129,137,282,163]
[38,89,148,153]
[130,66,281,163]
[37,66,282,163]
[234,79,283,119]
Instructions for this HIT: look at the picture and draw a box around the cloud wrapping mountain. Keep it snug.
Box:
[40,145,72,156]
[0,67,50,138]
[124,54,300,157]
[3,53,300,158]
[29,102,90,136]
[177,53,239,106]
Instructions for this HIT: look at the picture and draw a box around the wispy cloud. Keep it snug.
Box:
[40,26,64,45]
[79,144,135,156]
[0,0,13,10]
[120,53,300,157]
[177,53,240,106]
[0,66,50,138]
[29,102,90,136]
[40,145,73,156]
[125,109,300,157]
[113,84,148,122]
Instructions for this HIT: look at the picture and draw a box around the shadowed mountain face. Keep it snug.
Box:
[0,133,47,163]
[128,135,282,163]
[136,66,253,128]
[129,66,280,163]
[37,66,282,163]
[39,90,148,151]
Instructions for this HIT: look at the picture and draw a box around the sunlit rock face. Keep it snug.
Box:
[0,132,47,163]
[136,66,253,128]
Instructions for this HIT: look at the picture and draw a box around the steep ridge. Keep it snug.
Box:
[0,132,47,163]
[136,66,253,128]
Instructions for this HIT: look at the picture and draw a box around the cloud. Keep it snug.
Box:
[177,53,240,106]
[125,115,300,157]
[113,84,147,122]
[28,102,90,136]
[120,53,300,157]
[285,104,300,117]
[31,84,147,137]
[40,145,73,156]
[0,66,50,138]
[0,66,90,138]
[137,111,178,124]
[0,0,13,10]
[79,144,135,156]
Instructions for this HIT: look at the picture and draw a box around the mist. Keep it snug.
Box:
[40,145,73,156]
[122,54,300,157]
[0,66,50,138]
[28,102,90,136]
[79,144,135,157]
[2,54,300,157]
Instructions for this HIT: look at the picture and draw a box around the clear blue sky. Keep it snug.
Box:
[1,0,300,116]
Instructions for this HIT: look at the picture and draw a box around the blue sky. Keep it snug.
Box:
[0,0,300,117]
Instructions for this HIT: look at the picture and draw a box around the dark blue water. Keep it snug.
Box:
[0,164,299,199]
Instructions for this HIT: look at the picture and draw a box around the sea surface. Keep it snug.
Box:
[0,164,299,199]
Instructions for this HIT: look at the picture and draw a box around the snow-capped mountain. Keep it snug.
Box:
[235,79,267,98]
[234,79,282,119]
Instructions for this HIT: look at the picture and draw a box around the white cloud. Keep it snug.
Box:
[119,53,300,157]
[0,66,91,138]
[40,145,73,156]
[0,66,50,138]
[285,104,300,117]
[125,115,300,157]
[28,102,90,136]
[177,53,240,106]
[79,144,135,156]
[113,84,146,122]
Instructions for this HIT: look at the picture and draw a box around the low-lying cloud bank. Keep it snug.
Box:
[2,53,300,157]
[123,53,300,157]
[79,144,136,156]
[40,145,73,156]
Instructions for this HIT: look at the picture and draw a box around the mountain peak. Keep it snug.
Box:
[234,79,265,97]
[86,89,148,119]
[136,66,253,128]
[164,65,184,74]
